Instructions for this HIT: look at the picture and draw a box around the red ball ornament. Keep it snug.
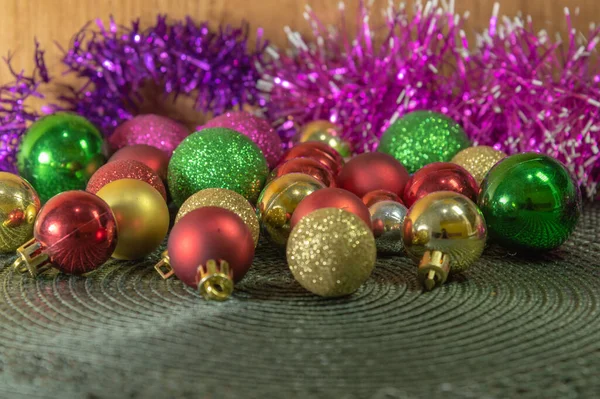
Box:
[403,162,479,208]
[168,207,255,300]
[269,158,336,187]
[337,153,410,198]
[108,144,169,181]
[86,159,167,201]
[290,188,372,230]
[362,189,404,208]
[280,142,344,176]
[13,191,117,276]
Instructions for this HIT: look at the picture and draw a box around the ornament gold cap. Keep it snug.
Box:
[197,259,234,301]
[12,238,51,277]
[417,250,450,291]
[154,250,174,279]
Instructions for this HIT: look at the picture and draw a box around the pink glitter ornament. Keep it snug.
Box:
[200,111,282,168]
[109,115,189,156]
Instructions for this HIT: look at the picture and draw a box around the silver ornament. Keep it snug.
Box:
[369,200,408,255]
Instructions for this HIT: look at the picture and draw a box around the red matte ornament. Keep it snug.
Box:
[362,189,404,208]
[269,157,336,187]
[337,153,410,198]
[280,142,344,176]
[108,144,170,182]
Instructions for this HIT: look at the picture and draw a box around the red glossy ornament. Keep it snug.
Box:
[290,188,372,230]
[269,158,336,187]
[362,189,404,208]
[86,159,167,201]
[168,207,255,289]
[108,144,169,181]
[280,142,344,176]
[403,162,479,208]
[337,153,410,198]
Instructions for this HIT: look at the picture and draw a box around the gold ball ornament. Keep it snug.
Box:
[451,146,506,184]
[256,173,325,246]
[176,188,260,247]
[96,179,169,260]
[287,208,376,297]
[298,120,352,157]
[0,172,41,252]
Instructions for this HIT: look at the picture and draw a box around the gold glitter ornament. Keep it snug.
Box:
[287,208,376,297]
[0,172,41,252]
[298,120,352,157]
[451,146,507,184]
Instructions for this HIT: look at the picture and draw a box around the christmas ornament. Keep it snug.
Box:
[290,188,371,230]
[362,190,403,208]
[451,146,507,185]
[96,179,169,260]
[337,152,409,198]
[108,144,170,182]
[403,162,479,208]
[201,111,283,168]
[297,120,352,158]
[379,111,470,173]
[287,208,376,297]
[369,200,408,255]
[280,142,344,176]
[268,157,336,188]
[12,191,117,276]
[0,172,41,253]
[16,112,106,202]
[478,153,581,251]
[109,115,189,156]
[168,128,269,206]
[256,173,325,246]
[168,207,254,300]
[86,159,167,201]
[403,191,487,291]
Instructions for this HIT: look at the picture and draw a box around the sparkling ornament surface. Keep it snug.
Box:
[168,128,269,206]
[201,111,283,168]
[403,162,479,208]
[17,112,106,202]
[298,120,352,158]
[378,111,470,173]
[290,188,372,230]
[0,172,41,252]
[337,152,410,198]
[34,191,117,274]
[451,146,507,185]
[87,159,167,201]
[479,153,581,251]
[168,207,254,289]
[403,191,487,274]
[362,190,403,208]
[287,208,376,297]
[109,114,189,156]
[369,200,408,255]
[280,142,344,176]
[175,188,260,247]
[96,179,169,260]
[256,173,325,246]
[108,144,170,182]
[268,158,336,188]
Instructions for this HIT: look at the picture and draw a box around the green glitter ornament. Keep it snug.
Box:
[168,128,269,206]
[478,153,581,252]
[17,112,106,202]
[378,110,470,173]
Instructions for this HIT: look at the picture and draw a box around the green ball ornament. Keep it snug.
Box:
[17,112,106,202]
[168,128,269,206]
[378,110,470,173]
[479,153,581,252]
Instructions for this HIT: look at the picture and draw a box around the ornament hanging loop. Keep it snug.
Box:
[12,238,51,277]
[417,250,450,291]
[154,250,174,279]
[197,260,234,301]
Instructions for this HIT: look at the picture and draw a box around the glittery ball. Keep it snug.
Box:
[287,208,376,297]
[109,114,190,156]
[175,188,260,247]
[201,111,283,168]
[451,146,507,184]
[168,128,269,206]
[378,110,470,173]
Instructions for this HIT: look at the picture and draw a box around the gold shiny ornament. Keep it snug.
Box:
[403,191,487,291]
[96,179,169,260]
[0,172,41,252]
[298,120,352,157]
[451,146,506,184]
[256,173,325,246]
[287,208,376,297]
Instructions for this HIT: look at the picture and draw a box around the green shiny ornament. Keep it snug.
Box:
[478,153,581,252]
[168,128,269,206]
[17,112,106,202]
[378,110,470,173]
